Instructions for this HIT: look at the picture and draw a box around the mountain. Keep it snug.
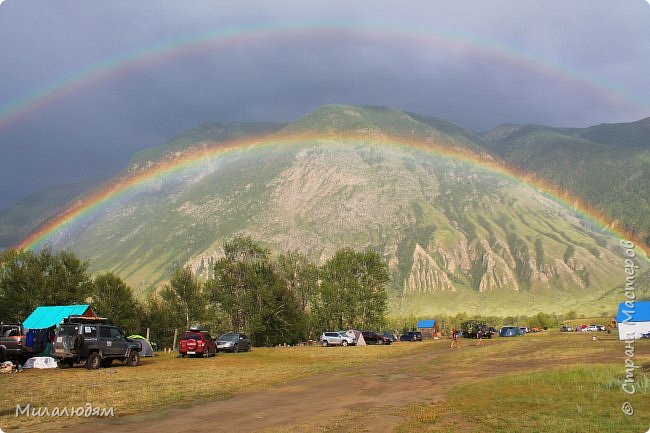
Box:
[0,180,104,249]
[5,105,649,316]
[481,118,650,246]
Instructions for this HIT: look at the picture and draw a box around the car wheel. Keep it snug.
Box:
[233,344,239,353]
[321,340,329,347]
[126,350,140,367]
[86,352,102,370]
[341,340,348,347]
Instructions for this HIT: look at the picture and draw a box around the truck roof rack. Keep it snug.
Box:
[61,315,111,325]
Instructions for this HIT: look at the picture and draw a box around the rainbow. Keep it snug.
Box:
[1,22,648,131]
[16,130,646,256]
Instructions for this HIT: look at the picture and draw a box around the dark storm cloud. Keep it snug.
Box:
[0,0,649,211]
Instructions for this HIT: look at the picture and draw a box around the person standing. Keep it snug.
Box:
[450,328,459,349]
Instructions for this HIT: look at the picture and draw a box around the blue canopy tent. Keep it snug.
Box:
[23,304,97,329]
[22,304,98,356]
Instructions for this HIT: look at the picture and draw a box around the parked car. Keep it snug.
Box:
[180,328,217,357]
[499,326,524,337]
[52,317,141,369]
[361,331,392,345]
[399,331,423,341]
[560,325,573,332]
[382,332,398,342]
[0,323,24,362]
[460,321,494,339]
[215,332,251,353]
[320,331,355,346]
[585,325,599,332]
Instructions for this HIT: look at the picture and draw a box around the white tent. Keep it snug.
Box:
[345,329,366,346]
[616,302,650,340]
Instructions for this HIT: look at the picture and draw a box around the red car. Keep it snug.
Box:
[179,328,217,358]
[361,331,392,345]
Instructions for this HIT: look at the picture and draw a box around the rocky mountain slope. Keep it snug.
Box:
[4,105,648,315]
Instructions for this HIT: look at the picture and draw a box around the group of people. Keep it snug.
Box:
[449,328,484,349]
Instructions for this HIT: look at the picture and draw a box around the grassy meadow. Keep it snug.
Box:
[0,331,648,433]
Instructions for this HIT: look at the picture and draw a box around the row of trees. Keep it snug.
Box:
[0,236,390,347]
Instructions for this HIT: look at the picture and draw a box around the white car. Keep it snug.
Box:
[586,325,599,332]
[320,331,355,347]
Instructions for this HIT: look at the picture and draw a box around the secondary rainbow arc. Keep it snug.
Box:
[1,22,648,132]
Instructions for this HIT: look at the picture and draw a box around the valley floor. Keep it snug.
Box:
[2,332,649,433]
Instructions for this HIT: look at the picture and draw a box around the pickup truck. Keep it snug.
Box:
[0,323,24,362]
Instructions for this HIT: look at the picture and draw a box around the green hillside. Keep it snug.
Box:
[481,119,650,246]
[4,105,648,316]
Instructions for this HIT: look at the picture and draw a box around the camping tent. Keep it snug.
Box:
[345,330,366,346]
[616,301,650,340]
[23,305,97,329]
[128,335,155,357]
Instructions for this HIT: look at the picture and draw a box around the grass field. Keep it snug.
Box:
[1,331,648,433]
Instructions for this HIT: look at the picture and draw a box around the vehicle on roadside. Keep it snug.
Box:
[499,326,525,337]
[460,321,494,339]
[399,331,423,342]
[320,331,355,347]
[179,328,217,357]
[215,332,251,353]
[361,331,392,345]
[0,323,24,362]
[52,316,141,369]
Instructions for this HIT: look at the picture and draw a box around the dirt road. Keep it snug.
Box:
[54,339,619,433]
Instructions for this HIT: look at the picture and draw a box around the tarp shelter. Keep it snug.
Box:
[616,301,650,340]
[128,335,155,357]
[23,305,97,330]
[345,330,366,346]
[416,320,440,338]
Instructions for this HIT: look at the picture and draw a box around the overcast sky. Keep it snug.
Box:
[0,0,649,212]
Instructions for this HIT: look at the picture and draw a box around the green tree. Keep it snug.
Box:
[207,235,270,332]
[276,251,319,313]
[91,272,143,334]
[160,266,205,330]
[207,236,306,345]
[0,248,92,322]
[313,248,389,331]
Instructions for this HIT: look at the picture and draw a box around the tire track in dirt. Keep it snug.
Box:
[55,339,621,433]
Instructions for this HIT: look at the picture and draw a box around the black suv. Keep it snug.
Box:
[460,321,494,339]
[0,323,24,362]
[399,331,423,341]
[52,317,141,369]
